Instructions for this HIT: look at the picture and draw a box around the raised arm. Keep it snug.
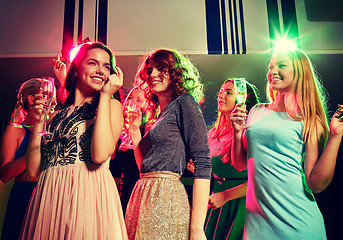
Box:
[25,94,47,177]
[230,104,248,171]
[53,54,67,87]
[304,105,343,193]
[92,68,124,164]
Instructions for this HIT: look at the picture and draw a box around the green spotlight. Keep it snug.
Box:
[273,38,297,52]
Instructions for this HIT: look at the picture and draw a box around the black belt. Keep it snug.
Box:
[212,173,247,181]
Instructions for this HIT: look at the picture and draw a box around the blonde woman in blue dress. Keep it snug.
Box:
[231,48,343,239]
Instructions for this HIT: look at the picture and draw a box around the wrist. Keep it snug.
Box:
[328,131,343,142]
[190,224,203,232]
[99,93,112,102]
[233,130,243,138]
[224,190,231,201]
[131,130,142,147]
[32,122,44,135]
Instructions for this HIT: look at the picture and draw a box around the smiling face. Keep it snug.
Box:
[267,52,295,93]
[144,59,172,97]
[217,80,236,114]
[76,48,111,94]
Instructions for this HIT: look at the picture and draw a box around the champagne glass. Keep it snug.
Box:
[234,78,248,126]
[37,77,55,136]
[234,78,247,105]
[119,98,140,151]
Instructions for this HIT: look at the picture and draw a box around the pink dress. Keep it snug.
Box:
[20,103,128,240]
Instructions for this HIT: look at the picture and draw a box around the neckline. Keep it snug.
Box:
[67,101,92,110]
[157,93,188,118]
[263,103,287,113]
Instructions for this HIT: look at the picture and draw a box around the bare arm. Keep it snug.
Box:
[133,143,144,172]
[0,126,26,183]
[24,93,51,177]
[304,105,343,193]
[190,178,210,240]
[124,104,144,171]
[26,121,44,177]
[230,104,248,171]
[208,181,247,209]
[92,69,124,164]
[92,97,123,164]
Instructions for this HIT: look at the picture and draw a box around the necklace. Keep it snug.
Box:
[10,123,33,128]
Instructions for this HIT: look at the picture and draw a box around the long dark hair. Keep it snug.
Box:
[58,42,121,108]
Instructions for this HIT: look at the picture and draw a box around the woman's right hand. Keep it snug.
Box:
[31,94,48,124]
[230,103,247,132]
[123,105,142,146]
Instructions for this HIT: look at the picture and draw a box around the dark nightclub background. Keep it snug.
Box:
[0,0,342,239]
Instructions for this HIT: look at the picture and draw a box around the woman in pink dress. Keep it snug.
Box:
[20,42,128,240]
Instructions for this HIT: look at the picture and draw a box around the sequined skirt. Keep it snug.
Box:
[125,171,191,240]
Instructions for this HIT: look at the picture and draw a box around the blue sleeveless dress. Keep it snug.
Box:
[244,104,326,240]
[1,125,38,240]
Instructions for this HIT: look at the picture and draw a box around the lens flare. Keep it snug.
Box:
[68,44,83,63]
[273,38,298,52]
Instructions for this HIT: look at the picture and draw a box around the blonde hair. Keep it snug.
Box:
[267,49,329,148]
[11,78,42,123]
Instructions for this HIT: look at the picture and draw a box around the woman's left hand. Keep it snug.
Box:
[330,104,343,137]
[101,66,123,97]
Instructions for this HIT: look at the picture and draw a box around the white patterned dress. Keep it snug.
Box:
[20,102,128,240]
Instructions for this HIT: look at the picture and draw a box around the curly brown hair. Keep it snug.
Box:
[135,48,204,122]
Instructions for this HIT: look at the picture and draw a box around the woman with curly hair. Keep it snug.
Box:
[124,48,212,240]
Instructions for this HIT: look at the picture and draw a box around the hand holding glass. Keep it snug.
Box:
[234,78,248,126]
[37,78,55,136]
[119,99,140,151]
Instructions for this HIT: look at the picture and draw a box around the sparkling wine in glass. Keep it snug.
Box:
[119,98,140,151]
[234,78,247,105]
[234,78,248,126]
[37,77,55,136]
